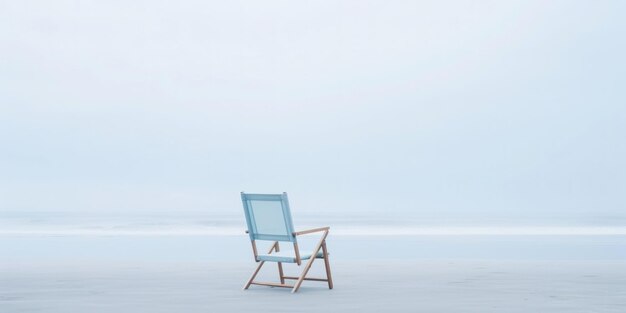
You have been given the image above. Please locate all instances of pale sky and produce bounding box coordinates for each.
[1,1,625,224]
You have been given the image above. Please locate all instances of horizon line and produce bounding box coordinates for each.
[2,226,626,236]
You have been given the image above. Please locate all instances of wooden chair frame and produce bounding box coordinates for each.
[241,192,333,293]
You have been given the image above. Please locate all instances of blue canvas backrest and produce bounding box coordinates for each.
[241,192,296,243]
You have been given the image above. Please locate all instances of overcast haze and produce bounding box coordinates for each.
[1,1,625,224]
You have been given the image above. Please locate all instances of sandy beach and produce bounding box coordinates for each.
[2,260,625,312]
[2,235,625,312]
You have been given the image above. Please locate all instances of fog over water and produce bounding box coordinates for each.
[1,1,625,228]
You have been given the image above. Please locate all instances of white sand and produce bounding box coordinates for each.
[2,260,625,313]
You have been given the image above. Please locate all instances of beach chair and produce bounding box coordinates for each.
[240,192,333,293]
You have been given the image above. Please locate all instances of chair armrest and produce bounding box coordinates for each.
[293,227,330,236]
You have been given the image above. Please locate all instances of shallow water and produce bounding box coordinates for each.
[2,234,625,265]
[2,211,625,265]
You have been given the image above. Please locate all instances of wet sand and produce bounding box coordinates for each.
[2,259,625,313]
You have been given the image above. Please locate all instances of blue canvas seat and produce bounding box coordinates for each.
[257,250,324,263]
[241,192,333,293]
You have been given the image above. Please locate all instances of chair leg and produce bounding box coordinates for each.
[321,241,333,289]
[277,262,285,284]
[291,253,317,293]
[243,261,265,290]
[292,230,330,293]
